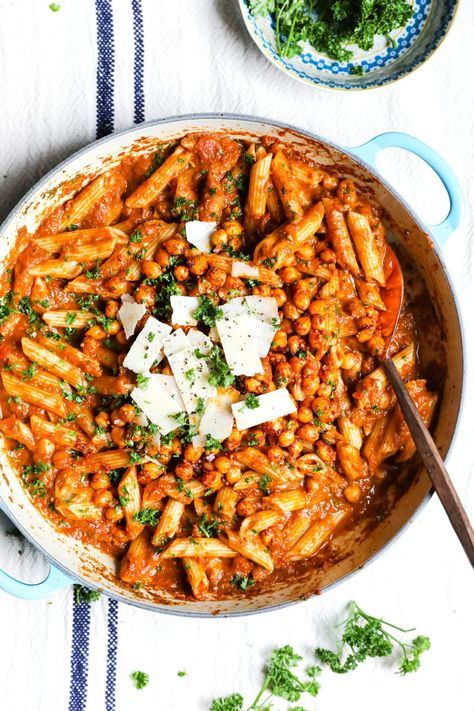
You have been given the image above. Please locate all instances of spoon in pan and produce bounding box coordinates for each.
[378,243,474,566]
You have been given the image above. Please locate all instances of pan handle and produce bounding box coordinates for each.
[350,131,465,248]
[0,561,72,600]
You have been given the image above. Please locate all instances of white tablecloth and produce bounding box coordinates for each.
[0,2,473,710]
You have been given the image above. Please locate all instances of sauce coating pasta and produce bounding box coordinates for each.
[0,132,439,599]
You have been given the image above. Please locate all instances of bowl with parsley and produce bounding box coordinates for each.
[239,0,459,90]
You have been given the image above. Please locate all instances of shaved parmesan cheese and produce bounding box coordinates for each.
[245,296,279,326]
[208,326,220,342]
[231,261,260,279]
[153,373,185,410]
[167,347,216,413]
[186,329,213,354]
[118,296,146,339]
[163,328,189,357]
[251,317,278,357]
[216,311,263,376]
[232,388,296,431]
[191,434,207,449]
[131,374,184,434]
[185,220,217,253]
[170,295,200,326]
[199,391,236,441]
[123,316,172,374]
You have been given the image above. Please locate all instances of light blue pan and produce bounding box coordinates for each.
[0,115,465,614]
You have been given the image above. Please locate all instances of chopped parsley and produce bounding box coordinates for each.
[130,230,142,243]
[205,435,223,451]
[131,670,149,690]
[22,362,37,380]
[259,474,272,496]
[196,397,206,416]
[192,295,223,328]
[198,514,221,537]
[133,508,161,526]
[231,574,256,591]
[245,393,259,409]
[75,585,101,605]
[136,373,150,390]
[202,345,235,389]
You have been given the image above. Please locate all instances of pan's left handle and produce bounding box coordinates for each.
[0,561,72,600]
[350,131,465,249]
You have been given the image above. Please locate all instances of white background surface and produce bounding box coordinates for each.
[0,1,473,710]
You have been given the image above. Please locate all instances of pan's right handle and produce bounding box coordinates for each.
[350,131,465,249]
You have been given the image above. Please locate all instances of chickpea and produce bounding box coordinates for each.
[323,175,338,191]
[200,469,221,490]
[135,284,155,306]
[225,428,243,451]
[111,426,127,448]
[297,406,313,424]
[214,455,231,474]
[93,488,113,506]
[344,483,362,503]
[142,461,163,480]
[279,266,299,283]
[141,260,162,279]
[174,265,190,282]
[119,404,136,423]
[302,376,320,397]
[278,429,295,447]
[223,220,244,236]
[279,318,294,335]
[105,505,125,522]
[297,424,320,443]
[288,440,304,458]
[270,288,287,307]
[91,472,111,490]
[316,440,336,463]
[52,450,74,470]
[244,377,265,394]
[246,429,265,447]
[293,315,311,336]
[86,324,107,341]
[308,329,324,350]
[274,361,291,387]
[367,334,385,356]
[293,287,311,312]
[187,254,208,276]
[175,460,194,481]
[267,446,286,465]
[227,236,243,252]
[164,237,187,255]
[271,330,287,351]
[282,302,300,321]
[105,300,119,319]
[155,247,171,267]
[105,319,121,336]
[225,465,242,485]
[211,229,228,250]
[207,267,227,288]
[319,248,337,263]
[232,556,253,577]
[236,498,259,518]
[116,330,128,345]
[317,382,333,399]
[104,276,129,296]
[183,443,204,462]
[252,284,271,297]
[295,243,314,260]
[287,335,306,355]
[341,352,360,371]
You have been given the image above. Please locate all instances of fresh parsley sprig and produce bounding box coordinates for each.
[315,601,431,675]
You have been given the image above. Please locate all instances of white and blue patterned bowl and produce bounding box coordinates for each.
[239,0,459,90]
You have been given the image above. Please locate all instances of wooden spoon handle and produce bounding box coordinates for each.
[384,357,474,567]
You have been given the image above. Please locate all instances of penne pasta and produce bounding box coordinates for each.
[287,506,350,561]
[22,337,86,388]
[126,147,195,208]
[151,498,184,546]
[2,372,66,417]
[160,537,237,559]
[183,557,209,600]
[28,260,83,279]
[118,466,144,540]
[224,529,274,571]
[245,153,272,234]
[346,211,385,286]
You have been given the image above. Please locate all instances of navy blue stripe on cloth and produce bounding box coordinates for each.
[68,588,91,711]
[105,599,119,711]
[95,0,115,138]
[131,0,145,123]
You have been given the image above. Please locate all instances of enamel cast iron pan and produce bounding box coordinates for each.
[0,114,465,615]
